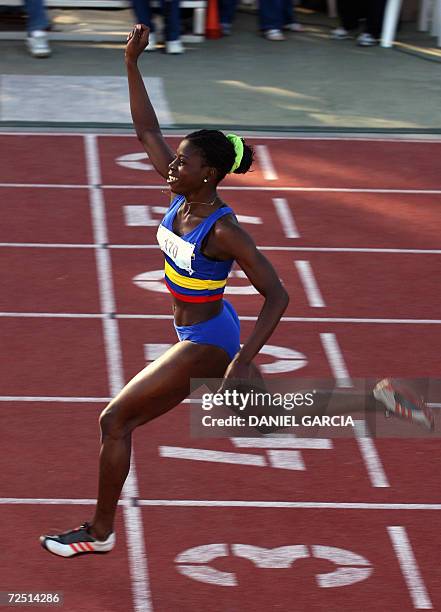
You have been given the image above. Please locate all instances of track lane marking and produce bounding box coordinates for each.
[1,498,441,509]
[84,134,152,612]
[272,198,299,238]
[1,131,441,143]
[254,145,278,180]
[353,421,390,488]
[388,526,433,609]
[295,261,326,307]
[3,183,441,194]
[1,313,441,324]
[0,396,111,402]
[2,244,441,254]
[320,333,352,388]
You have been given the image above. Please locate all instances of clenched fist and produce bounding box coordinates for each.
[125,24,150,62]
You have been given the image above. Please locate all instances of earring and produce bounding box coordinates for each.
[203,178,208,183]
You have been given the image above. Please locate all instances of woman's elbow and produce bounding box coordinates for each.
[267,283,290,311]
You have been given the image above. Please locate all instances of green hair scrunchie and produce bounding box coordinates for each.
[226,133,244,173]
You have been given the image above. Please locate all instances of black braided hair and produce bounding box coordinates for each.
[185,129,254,182]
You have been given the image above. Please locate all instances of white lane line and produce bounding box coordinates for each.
[124,205,157,227]
[0,243,95,248]
[160,447,267,467]
[104,185,441,195]
[1,313,441,324]
[254,145,278,180]
[272,198,299,238]
[320,333,353,388]
[2,131,441,143]
[2,396,440,408]
[0,396,111,402]
[0,183,86,188]
[0,312,103,318]
[232,438,332,449]
[1,243,440,255]
[1,312,441,324]
[1,498,441,510]
[85,134,152,612]
[123,462,153,612]
[295,261,326,307]
[272,317,441,324]
[353,421,390,488]
[388,526,433,609]
[259,246,441,254]
[2,182,441,195]
[5,243,439,255]
[109,245,441,255]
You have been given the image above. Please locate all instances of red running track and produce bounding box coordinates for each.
[0,133,440,611]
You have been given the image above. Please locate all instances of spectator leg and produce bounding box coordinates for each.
[366,0,387,37]
[24,0,49,32]
[282,0,297,25]
[259,0,283,31]
[219,0,238,26]
[336,0,363,31]
[162,0,181,41]
[132,0,154,29]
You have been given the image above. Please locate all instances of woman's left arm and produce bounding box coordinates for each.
[214,218,290,379]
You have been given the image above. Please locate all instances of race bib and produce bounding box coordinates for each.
[156,224,195,275]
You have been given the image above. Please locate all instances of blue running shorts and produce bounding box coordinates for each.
[174,299,240,361]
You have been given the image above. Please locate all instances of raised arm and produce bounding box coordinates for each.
[125,24,174,179]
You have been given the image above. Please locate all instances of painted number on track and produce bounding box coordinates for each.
[175,543,372,588]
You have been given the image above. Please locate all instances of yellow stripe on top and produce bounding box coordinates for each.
[164,260,227,291]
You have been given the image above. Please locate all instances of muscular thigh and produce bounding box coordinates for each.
[104,341,231,430]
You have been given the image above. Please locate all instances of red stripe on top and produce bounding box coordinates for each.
[165,279,224,303]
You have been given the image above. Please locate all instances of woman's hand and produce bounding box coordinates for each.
[125,24,150,63]
[217,356,264,394]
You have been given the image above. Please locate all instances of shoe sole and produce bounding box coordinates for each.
[27,50,51,58]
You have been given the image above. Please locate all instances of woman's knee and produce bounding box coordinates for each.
[99,403,132,439]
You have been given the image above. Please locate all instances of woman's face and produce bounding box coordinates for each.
[167,139,210,194]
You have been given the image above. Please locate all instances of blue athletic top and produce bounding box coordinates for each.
[156,195,235,302]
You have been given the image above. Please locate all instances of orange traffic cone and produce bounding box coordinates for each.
[205,0,222,39]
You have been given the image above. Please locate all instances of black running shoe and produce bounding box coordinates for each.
[40,522,115,557]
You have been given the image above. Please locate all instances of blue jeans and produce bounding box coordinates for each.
[259,0,297,31]
[132,0,181,41]
[218,0,237,25]
[24,0,49,32]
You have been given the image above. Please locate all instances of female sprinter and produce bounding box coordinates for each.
[39,24,290,557]
[40,25,434,557]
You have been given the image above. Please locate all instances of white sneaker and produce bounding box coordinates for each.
[357,32,378,46]
[40,522,116,558]
[166,39,184,54]
[373,378,434,431]
[26,30,51,58]
[330,27,351,40]
[144,31,157,52]
[264,29,285,41]
[284,22,304,32]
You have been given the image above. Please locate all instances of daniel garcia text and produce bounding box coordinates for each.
[200,390,354,428]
